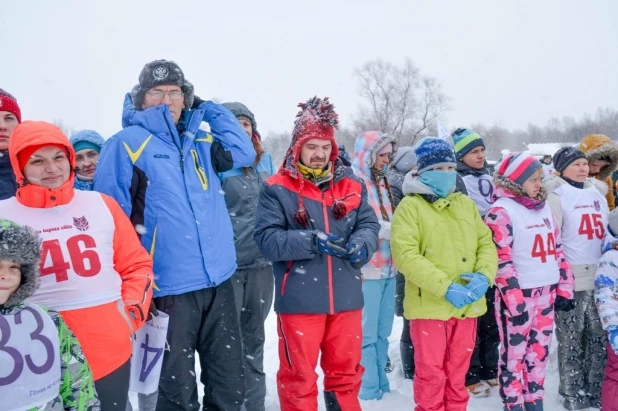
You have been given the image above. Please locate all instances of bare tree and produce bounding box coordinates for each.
[352,58,450,146]
[52,119,76,138]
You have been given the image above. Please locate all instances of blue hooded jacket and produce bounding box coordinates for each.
[94,94,256,297]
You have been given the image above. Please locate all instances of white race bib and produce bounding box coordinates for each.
[0,304,61,411]
[493,198,560,289]
[129,311,169,395]
[462,173,494,217]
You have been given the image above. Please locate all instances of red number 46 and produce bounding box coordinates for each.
[579,213,605,240]
[531,233,556,263]
[40,234,102,282]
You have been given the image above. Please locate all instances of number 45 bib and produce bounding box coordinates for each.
[0,304,61,411]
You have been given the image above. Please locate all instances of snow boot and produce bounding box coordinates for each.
[485,378,499,388]
[466,381,490,398]
[524,400,543,411]
[400,341,414,379]
[324,391,342,411]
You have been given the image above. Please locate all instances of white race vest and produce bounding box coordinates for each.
[0,304,61,411]
[462,173,494,217]
[0,191,122,311]
[555,183,608,265]
[493,198,560,289]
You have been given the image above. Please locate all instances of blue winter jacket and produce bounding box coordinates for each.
[94,94,256,297]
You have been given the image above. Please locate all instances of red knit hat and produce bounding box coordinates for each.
[0,89,22,123]
[17,143,66,171]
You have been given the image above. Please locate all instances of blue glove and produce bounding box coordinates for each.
[609,327,618,355]
[313,232,349,259]
[461,273,489,301]
[346,243,368,268]
[444,283,476,309]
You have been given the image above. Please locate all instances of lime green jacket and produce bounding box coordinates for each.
[391,176,497,321]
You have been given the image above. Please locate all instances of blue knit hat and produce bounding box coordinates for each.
[70,130,105,153]
[452,128,485,160]
[414,137,456,174]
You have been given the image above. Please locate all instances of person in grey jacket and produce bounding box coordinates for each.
[386,146,416,380]
[220,102,275,411]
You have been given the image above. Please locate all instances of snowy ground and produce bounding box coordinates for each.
[130,309,585,410]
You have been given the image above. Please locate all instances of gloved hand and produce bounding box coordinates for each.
[346,243,368,267]
[378,221,391,240]
[444,283,476,309]
[608,327,618,355]
[147,300,159,321]
[554,296,576,312]
[508,311,529,326]
[312,232,349,259]
[460,273,489,301]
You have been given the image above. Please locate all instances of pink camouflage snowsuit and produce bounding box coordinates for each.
[485,186,574,410]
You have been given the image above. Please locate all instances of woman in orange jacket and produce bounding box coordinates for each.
[0,121,154,410]
[579,133,618,210]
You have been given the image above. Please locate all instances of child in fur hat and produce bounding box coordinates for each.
[486,153,574,411]
[0,219,100,410]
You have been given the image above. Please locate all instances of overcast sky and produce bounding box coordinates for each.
[2,0,616,141]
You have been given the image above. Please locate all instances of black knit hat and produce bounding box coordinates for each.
[552,146,587,174]
[0,220,41,310]
[131,60,195,111]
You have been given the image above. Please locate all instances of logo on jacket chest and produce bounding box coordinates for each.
[153,154,170,159]
[543,218,551,230]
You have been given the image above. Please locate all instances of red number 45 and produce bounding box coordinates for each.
[40,234,102,282]
[579,213,605,240]
[531,233,556,263]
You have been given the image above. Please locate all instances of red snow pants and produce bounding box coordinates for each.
[276,309,364,411]
[602,343,618,411]
[410,317,477,411]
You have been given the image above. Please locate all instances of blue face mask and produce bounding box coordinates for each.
[419,169,457,198]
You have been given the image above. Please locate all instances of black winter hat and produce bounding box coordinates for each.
[131,59,195,111]
[552,146,587,174]
[0,220,41,310]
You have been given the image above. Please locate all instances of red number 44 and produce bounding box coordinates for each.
[40,234,102,282]
[579,213,605,240]
[531,233,556,263]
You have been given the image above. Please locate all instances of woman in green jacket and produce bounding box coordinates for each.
[391,137,497,411]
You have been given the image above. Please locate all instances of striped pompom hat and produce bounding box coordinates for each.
[495,152,542,185]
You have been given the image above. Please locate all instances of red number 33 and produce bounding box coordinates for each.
[40,234,102,282]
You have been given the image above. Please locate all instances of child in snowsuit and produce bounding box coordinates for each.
[486,153,574,411]
[546,146,610,409]
[452,128,500,397]
[391,137,498,411]
[595,208,618,410]
[352,131,398,400]
[0,219,101,410]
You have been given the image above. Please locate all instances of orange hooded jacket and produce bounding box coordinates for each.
[579,134,618,211]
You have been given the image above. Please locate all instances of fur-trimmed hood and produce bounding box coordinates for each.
[579,134,618,180]
[352,131,398,180]
[0,220,41,313]
[543,173,609,196]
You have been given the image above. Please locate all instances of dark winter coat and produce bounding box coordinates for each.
[219,152,275,269]
[0,151,17,200]
[254,159,380,314]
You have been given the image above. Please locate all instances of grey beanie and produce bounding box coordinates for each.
[131,59,195,111]
[222,102,261,140]
[391,146,417,174]
[0,220,41,310]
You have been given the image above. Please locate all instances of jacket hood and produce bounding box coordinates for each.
[543,173,608,195]
[0,220,41,313]
[579,134,618,180]
[351,131,397,180]
[390,146,416,174]
[70,129,105,151]
[9,121,75,208]
[402,172,438,196]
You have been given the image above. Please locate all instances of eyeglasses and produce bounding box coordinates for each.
[146,90,184,100]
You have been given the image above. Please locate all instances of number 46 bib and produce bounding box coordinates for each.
[0,304,61,411]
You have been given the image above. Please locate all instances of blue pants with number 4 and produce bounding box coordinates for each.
[359,277,396,400]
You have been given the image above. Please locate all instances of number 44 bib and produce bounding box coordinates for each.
[0,304,61,411]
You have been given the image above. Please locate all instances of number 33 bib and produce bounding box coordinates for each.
[0,304,61,411]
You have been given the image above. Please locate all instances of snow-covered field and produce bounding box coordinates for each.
[131,307,589,410]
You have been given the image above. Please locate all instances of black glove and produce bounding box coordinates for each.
[148,300,159,321]
[554,296,575,312]
[508,311,529,326]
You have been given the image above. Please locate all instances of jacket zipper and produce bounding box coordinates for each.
[281,261,293,296]
[163,113,184,173]
[322,192,335,315]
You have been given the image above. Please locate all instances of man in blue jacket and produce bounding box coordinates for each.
[94,59,256,411]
